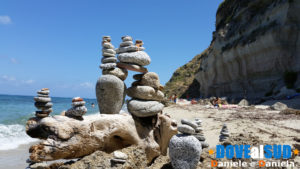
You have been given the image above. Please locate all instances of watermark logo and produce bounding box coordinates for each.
[208,144,298,168]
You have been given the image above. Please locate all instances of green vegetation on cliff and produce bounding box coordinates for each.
[163,49,209,99]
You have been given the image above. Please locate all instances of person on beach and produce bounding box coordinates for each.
[91,103,95,108]
[174,94,177,103]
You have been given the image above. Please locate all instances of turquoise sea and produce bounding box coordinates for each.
[0,94,99,150]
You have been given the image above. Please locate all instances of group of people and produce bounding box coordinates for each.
[169,94,177,103]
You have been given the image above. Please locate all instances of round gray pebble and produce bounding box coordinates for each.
[177,124,195,134]
[181,119,198,129]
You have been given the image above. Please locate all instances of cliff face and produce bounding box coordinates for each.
[165,0,300,100]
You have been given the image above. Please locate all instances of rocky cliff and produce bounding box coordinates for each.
[164,0,300,101]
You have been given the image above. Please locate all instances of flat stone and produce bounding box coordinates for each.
[116,46,139,54]
[200,141,209,149]
[111,158,126,164]
[37,94,49,97]
[181,119,198,129]
[102,67,128,81]
[35,102,53,109]
[35,111,51,118]
[121,35,132,42]
[126,85,164,101]
[140,72,160,89]
[34,97,51,102]
[221,132,229,136]
[100,63,116,70]
[169,134,202,169]
[65,106,87,117]
[72,101,86,107]
[37,90,49,95]
[127,99,164,117]
[133,74,144,80]
[118,51,151,66]
[120,41,134,47]
[113,151,128,160]
[102,52,115,57]
[194,134,205,141]
[96,75,126,114]
[102,42,114,49]
[117,62,148,73]
[72,97,83,102]
[102,48,116,54]
[177,124,195,134]
[101,57,117,63]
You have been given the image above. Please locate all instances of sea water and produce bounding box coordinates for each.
[0,94,102,150]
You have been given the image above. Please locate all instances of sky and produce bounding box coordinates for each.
[0,0,223,98]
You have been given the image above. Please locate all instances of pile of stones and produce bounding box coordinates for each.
[65,97,87,120]
[34,88,53,118]
[116,36,150,73]
[111,151,128,165]
[127,72,165,117]
[169,119,202,169]
[193,118,209,149]
[96,36,127,114]
[219,124,230,142]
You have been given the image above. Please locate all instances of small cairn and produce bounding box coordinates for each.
[65,97,87,120]
[219,124,230,142]
[169,119,202,169]
[111,151,128,165]
[193,118,209,149]
[96,36,127,114]
[100,36,117,70]
[34,88,53,118]
[116,36,150,73]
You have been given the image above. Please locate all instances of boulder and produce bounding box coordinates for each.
[126,86,164,101]
[118,51,151,66]
[127,99,164,117]
[169,134,202,169]
[96,75,126,114]
[270,102,288,111]
[238,99,249,106]
[102,67,128,81]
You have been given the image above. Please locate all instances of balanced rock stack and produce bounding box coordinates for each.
[219,124,230,142]
[127,72,165,117]
[96,36,127,114]
[169,119,202,169]
[65,97,87,120]
[34,88,53,118]
[116,36,150,73]
[193,118,209,149]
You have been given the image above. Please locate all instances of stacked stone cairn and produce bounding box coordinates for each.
[34,88,53,118]
[116,36,150,73]
[219,124,230,142]
[169,119,202,169]
[96,36,127,114]
[194,118,209,149]
[65,97,87,120]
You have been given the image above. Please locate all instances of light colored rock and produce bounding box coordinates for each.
[96,75,126,114]
[100,63,116,70]
[118,51,151,66]
[71,101,85,107]
[116,46,139,54]
[113,151,128,160]
[37,90,49,95]
[65,106,87,117]
[102,42,114,49]
[127,99,164,117]
[102,67,128,81]
[120,41,134,47]
[238,99,249,106]
[140,72,160,89]
[169,134,202,169]
[177,124,195,134]
[102,48,116,54]
[121,35,132,42]
[117,62,148,73]
[126,85,164,101]
[270,102,288,111]
[102,52,115,57]
[181,119,198,129]
[34,97,51,103]
[26,113,177,163]
[35,102,53,109]
[101,57,117,64]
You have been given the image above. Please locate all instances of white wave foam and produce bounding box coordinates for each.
[0,124,37,150]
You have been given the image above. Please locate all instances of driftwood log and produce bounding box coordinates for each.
[26,113,177,163]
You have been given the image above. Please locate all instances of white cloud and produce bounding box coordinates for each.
[79,82,94,89]
[22,79,34,84]
[0,75,34,85]
[1,75,16,81]
[0,16,12,25]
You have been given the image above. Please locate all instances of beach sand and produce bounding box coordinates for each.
[2,104,300,169]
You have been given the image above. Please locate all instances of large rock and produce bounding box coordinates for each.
[126,86,164,101]
[118,51,151,66]
[140,72,160,89]
[169,134,202,169]
[102,67,128,81]
[96,75,126,114]
[238,99,249,106]
[127,99,164,117]
[270,102,288,111]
